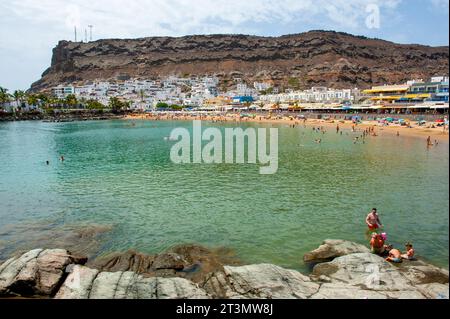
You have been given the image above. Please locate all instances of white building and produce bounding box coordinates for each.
[52,85,75,98]
[258,87,355,104]
[253,82,272,91]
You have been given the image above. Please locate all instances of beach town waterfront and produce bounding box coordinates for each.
[0,119,448,274]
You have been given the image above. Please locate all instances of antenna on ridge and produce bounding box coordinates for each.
[85,29,88,43]
[88,25,93,41]
[74,26,77,42]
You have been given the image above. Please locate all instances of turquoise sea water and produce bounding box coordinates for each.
[0,120,448,271]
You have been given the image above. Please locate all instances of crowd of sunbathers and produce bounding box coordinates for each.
[366,208,415,263]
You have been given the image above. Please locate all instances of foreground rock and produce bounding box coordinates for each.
[89,244,239,283]
[203,264,320,299]
[303,240,369,264]
[0,249,86,297]
[312,253,426,298]
[55,265,209,299]
[1,240,448,299]
[308,241,449,299]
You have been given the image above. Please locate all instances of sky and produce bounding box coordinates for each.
[0,0,448,91]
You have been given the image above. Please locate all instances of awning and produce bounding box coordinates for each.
[407,105,432,109]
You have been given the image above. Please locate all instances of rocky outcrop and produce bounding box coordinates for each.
[303,239,369,263]
[309,247,449,299]
[55,265,209,299]
[0,111,124,123]
[0,249,86,297]
[0,241,448,299]
[312,253,422,296]
[30,31,449,92]
[88,244,239,283]
[202,264,320,299]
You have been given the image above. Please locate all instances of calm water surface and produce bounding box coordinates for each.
[0,120,448,271]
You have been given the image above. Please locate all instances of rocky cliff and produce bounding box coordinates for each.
[30,31,449,92]
[1,240,448,299]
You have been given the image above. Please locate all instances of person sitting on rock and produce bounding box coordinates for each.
[401,242,415,260]
[386,248,402,263]
[382,244,394,257]
[370,233,385,255]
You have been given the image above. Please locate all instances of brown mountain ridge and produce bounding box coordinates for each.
[30,30,449,92]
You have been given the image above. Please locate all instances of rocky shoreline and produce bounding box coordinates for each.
[0,240,448,299]
[0,111,125,122]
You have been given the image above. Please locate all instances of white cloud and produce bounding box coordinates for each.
[2,0,404,39]
[0,0,447,90]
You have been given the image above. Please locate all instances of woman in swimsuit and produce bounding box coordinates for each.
[370,233,385,255]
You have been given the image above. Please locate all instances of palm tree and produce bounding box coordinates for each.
[0,87,12,106]
[64,94,78,109]
[13,90,26,110]
[27,94,39,107]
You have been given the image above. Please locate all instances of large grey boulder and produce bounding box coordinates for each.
[0,249,43,296]
[313,253,419,292]
[310,283,388,299]
[54,265,99,299]
[396,260,449,285]
[55,265,210,299]
[311,251,449,299]
[304,240,370,264]
[135,277,210,299]
[312,253,448,299]
[416,283,449,299]
[310,282,426,299]
[0,249,86,297]
[203,264,320,299]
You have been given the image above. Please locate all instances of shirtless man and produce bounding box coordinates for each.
[366,208,383,231]
[386,248,402,263]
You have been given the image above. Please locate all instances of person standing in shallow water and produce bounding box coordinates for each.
[366,208,383,231]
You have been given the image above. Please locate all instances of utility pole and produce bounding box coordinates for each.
[88,25,93,41]
[74,26,77,42]
[85,29,88,43]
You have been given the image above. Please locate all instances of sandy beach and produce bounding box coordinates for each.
[125,113,449,142]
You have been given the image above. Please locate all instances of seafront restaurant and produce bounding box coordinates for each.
[360,82,449,115]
